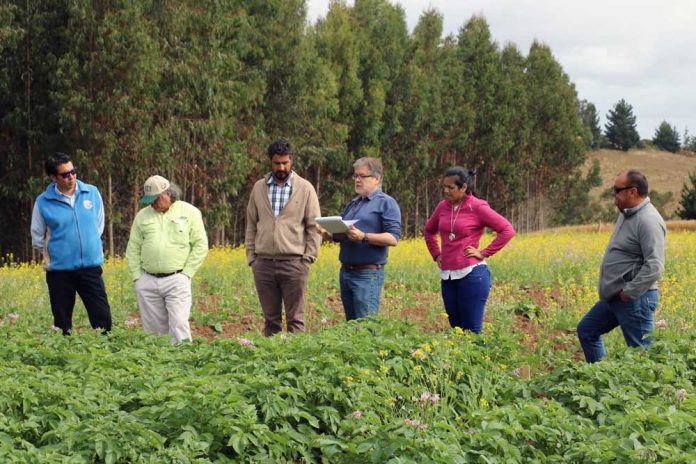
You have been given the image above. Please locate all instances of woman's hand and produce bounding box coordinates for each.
[464,246,484,259]
[435,255,442,269]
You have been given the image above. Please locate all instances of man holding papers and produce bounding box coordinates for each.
[318,157,401,320]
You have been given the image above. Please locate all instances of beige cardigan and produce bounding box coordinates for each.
[245,172,321,264]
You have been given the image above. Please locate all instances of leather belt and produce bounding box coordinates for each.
[146,270,183,278]
[342,264,383,271]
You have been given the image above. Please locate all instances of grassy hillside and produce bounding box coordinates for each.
[585,149,696,218]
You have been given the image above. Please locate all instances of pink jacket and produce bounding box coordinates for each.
[424,194,515,270]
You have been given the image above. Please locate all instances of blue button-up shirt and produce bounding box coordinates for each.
[338,188,401,265]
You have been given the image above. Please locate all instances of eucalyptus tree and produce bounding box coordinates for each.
[494,43,530,215]
[349,0,408,156]
[578,99,602,150]
[523,41,587,229]
[456,15,530,209]
[54,0,161,255]
[386,8,446,234]
[0,0,72,259]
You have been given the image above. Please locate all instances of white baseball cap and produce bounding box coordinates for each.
[140,175,170,204]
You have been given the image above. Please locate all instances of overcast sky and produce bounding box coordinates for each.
[306,0,696,140]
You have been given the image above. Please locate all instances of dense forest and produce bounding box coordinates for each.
[0,0,595,261]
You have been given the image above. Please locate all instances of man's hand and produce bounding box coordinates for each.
[346,226,365,242]
[316,224,333,241]
[618,290,632,302]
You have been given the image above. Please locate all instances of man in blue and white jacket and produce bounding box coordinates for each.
[31,152,112,335]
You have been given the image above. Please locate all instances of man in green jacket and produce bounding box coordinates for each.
[126,175,208,343]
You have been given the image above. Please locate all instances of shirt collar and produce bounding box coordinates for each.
[622,197,650,217]
[266,171,294,187]
[352,187,382,202]
[53,182,76,199]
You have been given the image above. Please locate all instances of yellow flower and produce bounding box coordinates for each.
[454,327,464,335]
[411,349,427,361]
[344,376,354,382]
[479,398,489,408]
[360,369,370,377]
[422,343,432,353]
[414,365,422,371]
[438,312,449,320]
[379,350,388,358]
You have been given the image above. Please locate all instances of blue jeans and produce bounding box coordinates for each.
[441,265,491,333]
[577,290,659,363]
[340,267,385,321]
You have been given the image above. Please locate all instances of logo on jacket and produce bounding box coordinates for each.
[83,200,93,209]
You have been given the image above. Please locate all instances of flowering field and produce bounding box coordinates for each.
[0,229,695,461]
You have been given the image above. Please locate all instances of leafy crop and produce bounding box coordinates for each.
[1,231,695,461]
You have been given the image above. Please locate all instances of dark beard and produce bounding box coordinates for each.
[273,171,289,181]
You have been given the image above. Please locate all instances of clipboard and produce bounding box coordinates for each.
[315,216,359,234]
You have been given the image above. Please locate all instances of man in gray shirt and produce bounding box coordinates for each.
[577,170,666,363]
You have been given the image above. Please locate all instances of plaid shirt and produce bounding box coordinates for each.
[267,173,293,217]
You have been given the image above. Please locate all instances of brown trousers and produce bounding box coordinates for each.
[251,257,309,336]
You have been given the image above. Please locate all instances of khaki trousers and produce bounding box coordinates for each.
[135,272,192,343]
[252,258,309,336]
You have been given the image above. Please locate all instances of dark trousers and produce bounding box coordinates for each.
[251,258,309,337]
[46,267,112,334]
[441,265,491,333]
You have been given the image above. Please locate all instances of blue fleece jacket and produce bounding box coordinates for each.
[33,180,105,271]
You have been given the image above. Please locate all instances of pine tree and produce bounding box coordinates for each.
[652,121,680,153]
[676,171,696,220]
[605,99,640,151]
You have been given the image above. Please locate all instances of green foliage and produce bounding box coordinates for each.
[652,121,681,153]
[0,318,693,461]
[2,0,599,259]
[549,159,603,225]
[578,99,602,150]
[604,99,640,151]
[676,171,696,219]
[648,189,674,220]
[683,128,696,153]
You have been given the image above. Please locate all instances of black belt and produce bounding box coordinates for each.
[146,270,183,278]
[342,264,383,271]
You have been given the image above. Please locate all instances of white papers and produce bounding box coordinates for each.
[315,216,358,234]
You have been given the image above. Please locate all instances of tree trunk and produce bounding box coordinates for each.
[414,188,420,237]
[107,172,114,257]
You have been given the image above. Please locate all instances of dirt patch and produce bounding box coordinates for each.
[513,314,538,351]
[520,286,564,312]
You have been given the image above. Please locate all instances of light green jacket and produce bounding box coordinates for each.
[126,201,208,281]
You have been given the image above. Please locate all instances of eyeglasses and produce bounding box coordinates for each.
[612,185,634,194]
[352,174,374,180]
[57,169,77,179]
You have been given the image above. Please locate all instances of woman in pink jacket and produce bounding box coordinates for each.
[424,167,515,333]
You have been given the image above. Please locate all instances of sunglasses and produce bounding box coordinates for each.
[612,185,634,194]
[56,169,77,179]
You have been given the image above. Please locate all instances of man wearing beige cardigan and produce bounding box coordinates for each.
[245,139,321,336]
